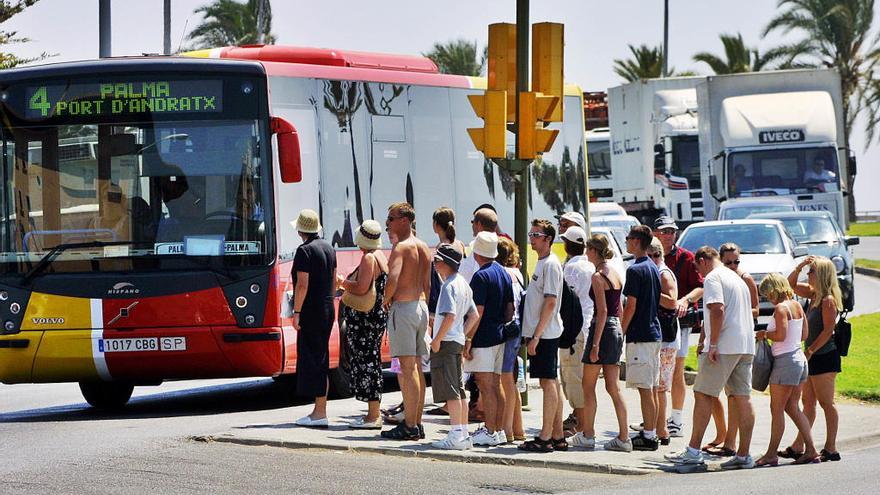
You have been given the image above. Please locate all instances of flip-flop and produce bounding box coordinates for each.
[425,406,449,416]
[704,446,736,457]
[819,449,841,462]
[778,447,804,459]
[793,454,821,465]
[755,457,779,467]
[701,441,721,452]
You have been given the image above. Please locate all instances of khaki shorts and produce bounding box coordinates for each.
[430,341,465,402]
[463,343,504,374]
[559,331,586,408]
[625,341,662,390]
[388,300,429,357]
[693,353,753,397]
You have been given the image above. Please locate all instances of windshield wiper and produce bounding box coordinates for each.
[799,240,837,245]
[738,250,766,254]
[22,240,146,284]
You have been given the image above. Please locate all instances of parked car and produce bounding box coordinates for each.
[677,219,807,316]
[716,197,797,220]
[590,214,640,234]
[589,201,628,217]
[749,210,859,311]
[591,225,631,284]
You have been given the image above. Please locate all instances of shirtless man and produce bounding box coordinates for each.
[381,202,432,440]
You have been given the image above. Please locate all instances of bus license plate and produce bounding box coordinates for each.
[100,338,158,353]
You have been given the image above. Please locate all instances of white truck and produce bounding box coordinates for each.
[697,69,850,227]
[608,76,705,224]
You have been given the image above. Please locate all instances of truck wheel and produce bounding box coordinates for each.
[78,381,134,410]
[329,308,353,399]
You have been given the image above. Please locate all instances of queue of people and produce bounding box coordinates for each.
[288,205,846,466]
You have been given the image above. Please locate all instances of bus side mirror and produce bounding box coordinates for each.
[848,153,857,177]
[710,174,718,195]
[271,116,302,183]
[653,143,666,175]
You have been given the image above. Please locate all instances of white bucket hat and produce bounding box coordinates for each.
[355,220,383,251]
[472,231,499,259]
[293,209,321,234]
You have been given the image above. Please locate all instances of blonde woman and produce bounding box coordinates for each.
[755,273,819,466]
[783,256,843,462]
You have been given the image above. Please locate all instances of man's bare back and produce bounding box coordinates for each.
[386,233,431,304]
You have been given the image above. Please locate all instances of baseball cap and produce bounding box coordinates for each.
[560,226,587,245]
[555,211,587,231]
[653,215,678,231]
[433,243,463,270]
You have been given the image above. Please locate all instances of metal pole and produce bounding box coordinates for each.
[99,0,111,58]
[662,0,669,77]
[163,0,172,55]
[515,0,531,407]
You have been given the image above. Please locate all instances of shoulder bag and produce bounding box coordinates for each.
[834,311,851,357]
[341,266,377,313]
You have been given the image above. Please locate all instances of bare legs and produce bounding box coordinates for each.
[475,372,503,433]
[581,364,628,441]
[790,373,839,454]
[501,372,524,440]
[759,383,818,465]
[398,356,424,428]
[538,378,562,441]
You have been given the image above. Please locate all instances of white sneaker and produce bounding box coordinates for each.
[604,436,633,452]
[496,431,509,444]
[667,418,684,438]
[295,415,329,428]
[432,435,471,450]
[349,416,382,429]
[665,448,705,465]
[570,432,596,449]
[720,455,755,470]
[471,428,501,446]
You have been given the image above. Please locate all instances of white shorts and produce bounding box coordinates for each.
[464,343,504,374]
[676,326,694,358]
[625,341,662,390]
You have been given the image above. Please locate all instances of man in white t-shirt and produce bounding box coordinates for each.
[518,218,565,452]
[666,246,756,469]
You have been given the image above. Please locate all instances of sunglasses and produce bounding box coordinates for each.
[528,232,548,239]
[655,229,676,235]
[723,259,741,266]
[386,215,403,222]
[625,235,637,241]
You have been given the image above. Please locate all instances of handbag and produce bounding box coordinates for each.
[752,339,774,392]
[340,267,377,312]
[834,311,851,357]
[280,290,294,318]
[658,307,678,343]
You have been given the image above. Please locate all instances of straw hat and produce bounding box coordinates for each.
[472,231,499,259]
[293,209,321,234]
[355,220,383,251]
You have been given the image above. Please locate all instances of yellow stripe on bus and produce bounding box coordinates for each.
[21,293,92,331]
[0,332,44,383]
[31,330,99,382]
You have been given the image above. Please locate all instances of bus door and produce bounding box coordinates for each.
[11,129,60,256]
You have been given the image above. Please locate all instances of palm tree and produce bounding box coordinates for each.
[185,0,275,50]
[423,39,486,76]
[762,0,878,221]
[0,0,55,69]
[692,33,773,74]
[612,44,693,82]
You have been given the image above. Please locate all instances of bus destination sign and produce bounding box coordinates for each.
[25,80,223,119]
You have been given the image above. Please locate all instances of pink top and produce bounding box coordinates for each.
[768,304,804,356]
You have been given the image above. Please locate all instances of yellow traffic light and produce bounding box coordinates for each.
[488,23,517,122]
[532,22,564,122]
[517,91,559,159]
[467,90,508,159]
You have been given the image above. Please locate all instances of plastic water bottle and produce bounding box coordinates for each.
[516,356,527,392]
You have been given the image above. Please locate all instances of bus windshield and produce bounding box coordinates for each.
[587,138,611,179]
[0,72,272,276]
[727,146,840,197]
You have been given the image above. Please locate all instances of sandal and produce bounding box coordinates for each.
[755,457,779,467]
[777,446,804,460]
[700,441,721,452]
[819,449,841,462]
[518,437,553,453]
[551,437,569,451]
[794,453,821,465]
[703,446,736,457]
[425,406,449,416]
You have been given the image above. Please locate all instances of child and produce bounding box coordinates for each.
[430,244,480,450]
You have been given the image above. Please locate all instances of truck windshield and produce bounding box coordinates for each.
[587,138,611,179]
[0,72,273,277]
[727,146,839,197]
[670,135,700,181]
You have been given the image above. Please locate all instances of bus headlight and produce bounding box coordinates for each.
[249,283,261,294]
[831,255,846,274]
[235,296,248,309]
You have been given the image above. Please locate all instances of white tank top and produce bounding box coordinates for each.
[768,303,804,356]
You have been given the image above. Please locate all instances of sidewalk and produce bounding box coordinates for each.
[205,378,880,476]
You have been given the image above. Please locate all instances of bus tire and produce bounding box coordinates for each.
[328,307,353,399]
[79,381,134,410]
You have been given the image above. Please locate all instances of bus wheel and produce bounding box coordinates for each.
[328,309,353,399]
[78,381,134,410]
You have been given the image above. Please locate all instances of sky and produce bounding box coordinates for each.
[5,0,880,213]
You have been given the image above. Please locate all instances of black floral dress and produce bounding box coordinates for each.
[342,271,388,403]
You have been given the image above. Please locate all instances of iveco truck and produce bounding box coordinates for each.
[608,76,705,224]
[697,69,849,227]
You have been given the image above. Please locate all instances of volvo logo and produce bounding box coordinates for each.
[31,317,65,325]
[107,282,140,296]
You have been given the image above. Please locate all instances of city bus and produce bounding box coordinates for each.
[0,45,587,408]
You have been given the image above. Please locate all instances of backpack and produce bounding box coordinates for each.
[558,281,584,350]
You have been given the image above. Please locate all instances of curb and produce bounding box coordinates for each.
[198,435,655,476]
[855,266,880,279]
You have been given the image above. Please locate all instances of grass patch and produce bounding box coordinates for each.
[848,221,880,237]
[856,258,880,270]
[683,313,880,402]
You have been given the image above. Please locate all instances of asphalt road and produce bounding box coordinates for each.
[2,275,879,494]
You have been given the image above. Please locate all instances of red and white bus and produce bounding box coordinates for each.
[0,45,586,408]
